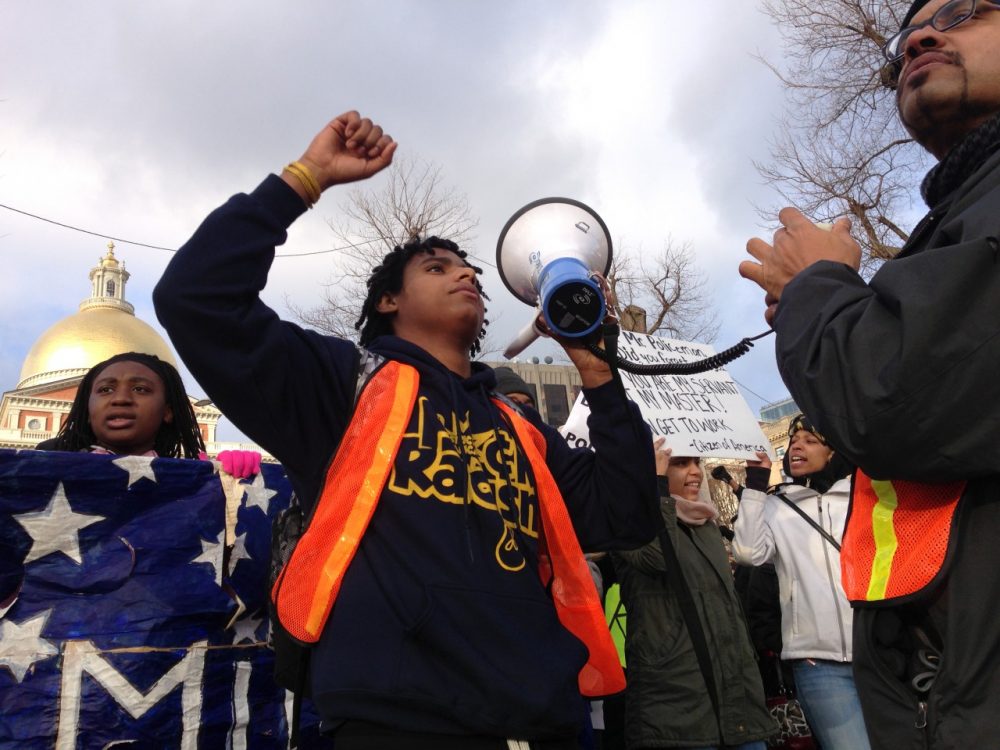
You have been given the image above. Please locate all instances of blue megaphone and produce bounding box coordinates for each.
[496,198,613,358]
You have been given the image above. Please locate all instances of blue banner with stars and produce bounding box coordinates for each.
[0,448,332,749]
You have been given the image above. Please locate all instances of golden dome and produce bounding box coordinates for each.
[18,307,177,389]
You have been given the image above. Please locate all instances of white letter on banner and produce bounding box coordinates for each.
[230,659,252,750]
[56,640,207,750]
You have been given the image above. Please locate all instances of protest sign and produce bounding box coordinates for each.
[561,331,772,459]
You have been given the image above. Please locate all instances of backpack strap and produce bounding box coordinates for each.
[271,345,386,748]
[353,346,385,404]
[777,493,841,551]
[654,508,723,727]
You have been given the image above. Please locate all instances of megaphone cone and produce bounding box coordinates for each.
[496,198,613,357]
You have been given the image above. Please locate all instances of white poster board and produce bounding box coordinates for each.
[560,331,773,459]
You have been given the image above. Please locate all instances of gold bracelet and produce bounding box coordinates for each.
[289,161,322,198]
[284,161,322,205]
[285,161,321,205]
[283,165,317,207]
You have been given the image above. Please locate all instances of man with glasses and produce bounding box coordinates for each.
[740,0,1000,746]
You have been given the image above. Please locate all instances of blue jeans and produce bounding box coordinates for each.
[792,659,871,750]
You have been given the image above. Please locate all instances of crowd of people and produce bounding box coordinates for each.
[24,0,1000,746]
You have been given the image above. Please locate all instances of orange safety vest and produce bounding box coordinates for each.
[271,359,625,697]
[841,469,965,604]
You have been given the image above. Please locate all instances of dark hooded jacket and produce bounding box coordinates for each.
[153,175,659,741]
[769,105,1000,747]
[611,477,775,748]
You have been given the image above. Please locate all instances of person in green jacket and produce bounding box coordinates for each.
[613,438,775,749]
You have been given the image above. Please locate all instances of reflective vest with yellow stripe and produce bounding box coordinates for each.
[841,469,965,605]
[270,359,625,697]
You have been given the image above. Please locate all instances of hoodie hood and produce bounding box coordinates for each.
[367,334,496,393]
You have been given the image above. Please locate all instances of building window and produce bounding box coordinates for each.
[106,279,116,297]
[27,418,42,430]
[542,384,570,427]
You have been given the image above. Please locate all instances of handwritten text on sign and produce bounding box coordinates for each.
[560,331,772,459]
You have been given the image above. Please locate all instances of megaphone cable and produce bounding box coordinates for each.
[584,328,774,376]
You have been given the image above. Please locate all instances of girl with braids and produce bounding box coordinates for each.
[154,110,659,749]
[38,352,205,458]
[37,352,260,476]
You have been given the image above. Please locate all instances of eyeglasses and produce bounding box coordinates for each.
[883,0,1000,63]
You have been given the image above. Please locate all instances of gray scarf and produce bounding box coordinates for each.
[921,110,1000,208]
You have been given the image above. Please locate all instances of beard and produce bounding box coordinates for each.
[899,52,1000,156]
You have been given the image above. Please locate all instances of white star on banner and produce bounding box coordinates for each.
[227,531,253,577]
[243,472,277,515]
[0,610,59,683]
[14,483,105,565]
[225,592,247,632]
[111,455,157,487]
[191,531,226,586]
[231,612,264,645]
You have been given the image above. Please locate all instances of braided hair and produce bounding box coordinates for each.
[355,236,490,356]
[50,352,206,458]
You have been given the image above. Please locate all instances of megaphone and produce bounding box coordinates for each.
[496,198,613,358]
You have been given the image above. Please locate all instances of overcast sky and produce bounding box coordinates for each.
[0,2,916,439]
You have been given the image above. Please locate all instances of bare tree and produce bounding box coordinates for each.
[290,157,480,340]
[606,238,721,343]
[331,156,478,254]
[757,0,929,269]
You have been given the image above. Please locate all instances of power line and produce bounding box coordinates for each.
[0,201,497,267]
[730,377,778,408]
[0,202,177,252]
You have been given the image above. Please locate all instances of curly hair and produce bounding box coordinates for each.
[355,236,490,356]
[50,352,206,458]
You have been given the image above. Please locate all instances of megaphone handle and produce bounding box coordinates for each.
[503,317,544,359]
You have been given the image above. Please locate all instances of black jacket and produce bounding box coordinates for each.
[772,141,1000,748]
[773,148,1000,484]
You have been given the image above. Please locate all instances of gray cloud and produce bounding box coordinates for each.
[1,1,840,428]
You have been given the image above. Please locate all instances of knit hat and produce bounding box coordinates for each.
[902,0,931,27]
[493,366,534,403]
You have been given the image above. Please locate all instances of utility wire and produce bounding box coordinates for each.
[0,202,177,252]
[0,201,497,267]
[730,377,778,408]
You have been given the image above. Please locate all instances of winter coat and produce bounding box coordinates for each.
[612,478,775,748]
[770,125,1000,748]
[732,478,854,662]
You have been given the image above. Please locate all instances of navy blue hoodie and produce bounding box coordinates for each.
[154,175,658,740]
